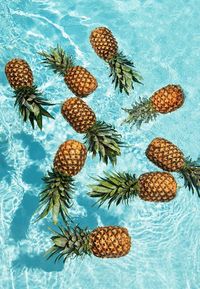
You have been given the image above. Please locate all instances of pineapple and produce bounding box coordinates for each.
[39,46,97,97]
[123,85,184,128]
[89,27,142,94]
[37,140,87,224]
[61,97,122,165]
[5,58,54,129]
[89,171,177,207]
[146,137,200,196]
[46,225,131,260]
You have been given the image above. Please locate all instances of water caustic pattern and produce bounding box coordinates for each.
[0,0,200,288]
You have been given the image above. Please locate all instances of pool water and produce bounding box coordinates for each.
[0,0,200,288]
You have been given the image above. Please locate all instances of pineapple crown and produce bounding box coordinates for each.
[84,120,123,166]
[88,171,139,207]
[46,225,91,262]
[39,45,74,76]
[180,157,200,197]
[109,51,143,95]
[36,169,75,224]
[122,97,158,128]
[14,85,54,129]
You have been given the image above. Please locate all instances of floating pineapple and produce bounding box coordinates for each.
[47,225,131,260]
[146,137,200,196]
[61,97,122,165]
[37,140,87,224]
[39,46,97,97]
[5,58,54,129]
[123,85,184,128]
[89,27,142,94]
[89,171,177,207]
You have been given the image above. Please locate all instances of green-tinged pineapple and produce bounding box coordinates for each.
[5,58,54,129]
[39,46,97,97]
[89,171,177,207]
[89,27,142,94]
[46,225,131,261]
[61,97,122,165]
[123,84,184,128]
[37,140,87,224]
[146,137,200,196]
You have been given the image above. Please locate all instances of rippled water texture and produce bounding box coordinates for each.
[0,0,200,288]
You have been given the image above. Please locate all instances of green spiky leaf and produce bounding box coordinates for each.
[36,169,75,224]
[84,121,123,166]
[88,171,139,207]
[46,225,91,262]
[122,97,158,128]
[109,51,142,95]
[39,45,74,76]
[180,157,200,197]
[14,85,54,130]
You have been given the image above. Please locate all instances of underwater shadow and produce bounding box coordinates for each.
[10,193,38,242]
[12,252,64,272]
[0,137,13,183]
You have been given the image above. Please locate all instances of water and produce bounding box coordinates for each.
[0,0,200,288]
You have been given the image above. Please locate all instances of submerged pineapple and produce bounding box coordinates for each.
[89,171,177,207]
[123,85,184,128]
[61,97,122,165]
[146,137,200,196]
[5,58,54,129]
[90,27,142,94]
[39,46,97,97]
[47,225,131,260]
[37,140,87,224]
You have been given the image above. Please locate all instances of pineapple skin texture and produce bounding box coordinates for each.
[64,66,97,97]
[89,226,131,258]
[90,27,118,61]
[146,137,185,172]
[151,84,184,114]
[139,172,177,202]
[5,58,33,89]
[62,97,96,133]
[54,140,87,176]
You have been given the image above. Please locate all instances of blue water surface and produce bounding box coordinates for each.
[0,0,200,288]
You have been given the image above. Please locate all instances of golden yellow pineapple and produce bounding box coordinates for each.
[5,58,33,89]
[89,171,177,207]
[5,58,54,129]
[39,46,97,97]
[90,27,142,94]
[47,225,131,260]
[61,97,96,133]
[123,84,184,128]
[37,140,87,224]
[61,97,122,165]
[146,137,200,196]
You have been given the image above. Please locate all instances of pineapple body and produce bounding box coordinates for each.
[151,84,184,114]
[90,27,118,61]
[139,172,177,202]
[89,226,131,258]
[5,58,33,89]
[54,140,87,176]
[64,66,98,97]
[146,137,185,171]
[61,97,96,133]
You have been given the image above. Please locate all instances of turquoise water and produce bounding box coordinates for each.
[0,0,200,288]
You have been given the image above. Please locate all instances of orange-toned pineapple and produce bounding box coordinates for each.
[146,137,200,196]
[123,85,184,128]
[37,140,87,224]
[89,171,177,207]
[5,58,54,129]
[39,46,97,97]
[61,97,122,165]
[90,27,142,94]
[47,225,131,260]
